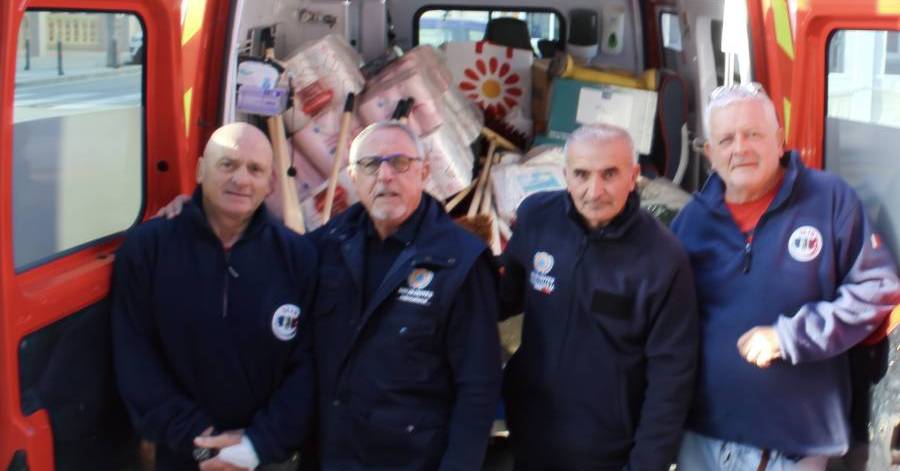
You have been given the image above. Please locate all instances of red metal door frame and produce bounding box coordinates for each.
[747,0,900,342]
[0,0,228,466]
[747,0,900,168]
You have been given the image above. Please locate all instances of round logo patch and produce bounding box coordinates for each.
[533,251,554,275]
[271,304,301,341]
[788,226,823,262]
[408,268,434,289]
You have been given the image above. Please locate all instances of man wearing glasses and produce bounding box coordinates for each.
[673,84,900,470]
[306,121,502,470]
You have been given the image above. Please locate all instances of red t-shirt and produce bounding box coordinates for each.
[725,179,782,240]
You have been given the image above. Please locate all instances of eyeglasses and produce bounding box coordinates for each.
[354,154,423,175]
[709,82,767,101]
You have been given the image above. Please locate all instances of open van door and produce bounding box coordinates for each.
[748,1,900,469]
[0,0,228,468]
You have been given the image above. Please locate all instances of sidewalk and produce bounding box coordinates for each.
[14,50,141,87]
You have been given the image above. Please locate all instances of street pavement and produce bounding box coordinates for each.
[14,50,140,86]
[13,51,142,123]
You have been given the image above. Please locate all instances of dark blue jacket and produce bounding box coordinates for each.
[671,152,900,456]
[111,189,317,470]
[500,190,698,471]
[307,194,502,471]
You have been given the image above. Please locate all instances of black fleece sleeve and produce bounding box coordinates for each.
[626,253,699,471]
[439,255,503,471]
[245,236,319,463]
[111,231,214,457]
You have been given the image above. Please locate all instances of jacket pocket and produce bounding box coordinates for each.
[351,408,447,468]
[392,319,441,382]
[591,290,633,318]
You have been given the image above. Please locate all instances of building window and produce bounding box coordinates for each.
[886,31,900,74]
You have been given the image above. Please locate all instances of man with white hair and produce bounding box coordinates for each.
[500,123,699,470]
[306,121,502,470]
[673,84,900,470]
[113,122,318,470]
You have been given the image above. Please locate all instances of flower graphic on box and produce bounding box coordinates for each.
[457,43,524,119]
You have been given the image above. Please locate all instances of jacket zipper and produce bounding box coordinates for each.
[557,236,589,370]
[741,209,777,274]
[742,240,752,273]
[222,251,240,317]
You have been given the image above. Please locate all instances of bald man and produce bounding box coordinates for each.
[112,123,317,470]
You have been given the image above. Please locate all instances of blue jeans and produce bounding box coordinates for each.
[677,431,828,471]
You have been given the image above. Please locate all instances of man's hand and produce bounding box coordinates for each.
[195,429,259,470]
[194,429,244,450]
[737,326,783,368]
[198,458,250,471]
[155,194,191,219]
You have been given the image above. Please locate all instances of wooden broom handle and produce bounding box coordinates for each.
[481,126,521,153]
[467,140,497,218]
[323,93,355,224]
[263,45,305,233]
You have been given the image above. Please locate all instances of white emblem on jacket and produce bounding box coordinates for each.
[530,251,556,294]
[398,268,435,306]
[788,226,823,262]
[271,304,301,341]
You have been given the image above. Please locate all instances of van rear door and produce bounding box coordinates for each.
[754,1,900,468]
[0,0,228,468]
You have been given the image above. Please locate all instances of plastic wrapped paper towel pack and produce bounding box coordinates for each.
[370,45,453,92]
[265,145,326,221]
[421,124,474,200]
[291,104,363,178]
[358,69,446,136]
[299,170,359,232]
[281,34,365,133]
[363,46,482,144]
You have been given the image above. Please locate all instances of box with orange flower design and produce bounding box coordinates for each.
[442,40,533,135]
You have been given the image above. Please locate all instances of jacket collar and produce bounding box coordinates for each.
[332,193,468,371]
[363,196,428,245]
[330,192,462,291]
[695,150,802,216]
[184,186,274,245]
[329,193,458,258]
[563,190,642,240]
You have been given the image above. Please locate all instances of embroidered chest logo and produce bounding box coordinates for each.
[398,268,435,306]
[788,226,823,262]
[271,304,301,341]
[530,251,556,294]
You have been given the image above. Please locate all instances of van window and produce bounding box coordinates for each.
[13,11,144,271]
[660,11,682,70]
[825,29,900,264]
[415,8,562,51]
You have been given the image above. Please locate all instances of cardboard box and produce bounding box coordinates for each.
[546,77,658,154]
